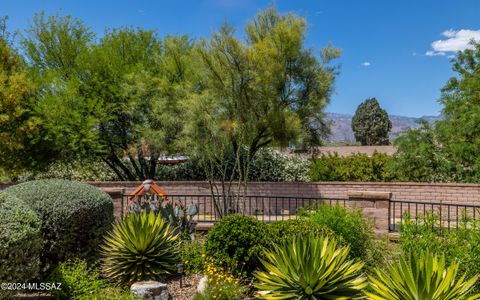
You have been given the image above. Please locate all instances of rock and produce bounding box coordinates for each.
[197,276,208,293]
[131,281,171,300]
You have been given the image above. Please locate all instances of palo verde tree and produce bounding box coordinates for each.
[351,98,392,145]
[182,7,340,217]
[17,13,195,180]
[0,17,55,176]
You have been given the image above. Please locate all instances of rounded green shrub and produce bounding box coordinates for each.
[205,214,269,276]
[267,218,338,246]
[4,179,114,275]
[305,204,385,270]
[0,192,42,291]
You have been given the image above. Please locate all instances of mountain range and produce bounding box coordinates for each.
[325,112,441,143]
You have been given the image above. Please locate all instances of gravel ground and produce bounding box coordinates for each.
[167,274,203,300]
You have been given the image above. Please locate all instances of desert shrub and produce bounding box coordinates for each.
[101,211,180,285]
[17,159,119,182]
[309,152,392,182]
[0,192,42,298]
[399,213,480,290]
[4,179,114,275]
[47,259,107,300]
[156,158,206,181]
[304,204,385,269]
[267,218,338,246]
[205,214,269,276]
[77,288,139,300]
[248,148,310,182]
[194,258,247,300]
[181,239,206,275]
[366,251,480,300]
[255,235,366,299]
[155,148,310,182]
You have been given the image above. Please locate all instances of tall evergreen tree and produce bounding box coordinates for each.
[351,98,392,145]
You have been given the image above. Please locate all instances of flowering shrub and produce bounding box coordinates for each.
[193,257,247,300]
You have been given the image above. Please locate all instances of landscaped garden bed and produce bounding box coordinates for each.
[2,178,480,299]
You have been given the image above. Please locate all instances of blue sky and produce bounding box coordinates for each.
[3,0,480,117]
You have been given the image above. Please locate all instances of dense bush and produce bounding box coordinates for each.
[310,152,393,182]
[181,239,205,275]
[47,259,107,299]
[4,179,114,275]
[205,214,269,276]
[0,192,42,297]
[399,213,480,290]
[47,259,138,300]
[267,218,337,246]
[248,148,310,182]
[255,235,366,299]
[303,204,386,269]
[17,159,119,182]
[101,211,180,285]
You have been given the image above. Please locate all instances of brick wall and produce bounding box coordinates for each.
[81,181,480,205]
[2,181,480,234]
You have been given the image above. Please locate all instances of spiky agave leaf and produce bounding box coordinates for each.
[365,251,480,300]
[254,235,367,299]
[101,211,180,286]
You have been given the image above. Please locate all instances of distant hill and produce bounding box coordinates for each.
[325,112,441,143]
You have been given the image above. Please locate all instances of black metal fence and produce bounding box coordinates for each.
[389,200,480,232]
[122,194,352,223]
[121,194,480,232]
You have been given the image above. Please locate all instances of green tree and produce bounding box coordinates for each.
[391,41,480,183]
[0,18,54,177]
[182,7,340,216]
[19,13,195,180]
[351,98,392,145]
[388,120,457,182]
[435,41,480,181]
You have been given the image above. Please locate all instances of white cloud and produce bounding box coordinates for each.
[426,29,480,56]
[425,50,445,56]
[361,61,371,67]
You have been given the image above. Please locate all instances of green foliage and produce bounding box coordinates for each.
[47,259,107,300]
[0,192,41,292]
[4,179,113,276]
[399,213,480,290]
[365,251,480,300]
[205,214,269,276]
[390,42,480,183]
[194,260,247,300]
[352,98,392,146]
[435,41,480,182]
[17,158,119,182]
[304,204,385,270]
[101,211,180,286]
[181,239,206,276]
[248,148,310,182]
[310,152,392,181]
[388,120,458,182]
[0,24,52,177]
[77,288,139,300]
[267,218,337,246]
[255,235,367,299]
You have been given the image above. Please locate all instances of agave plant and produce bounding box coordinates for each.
[101,211,180,285]
[254,235,367,299]
[365,251,480,300]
